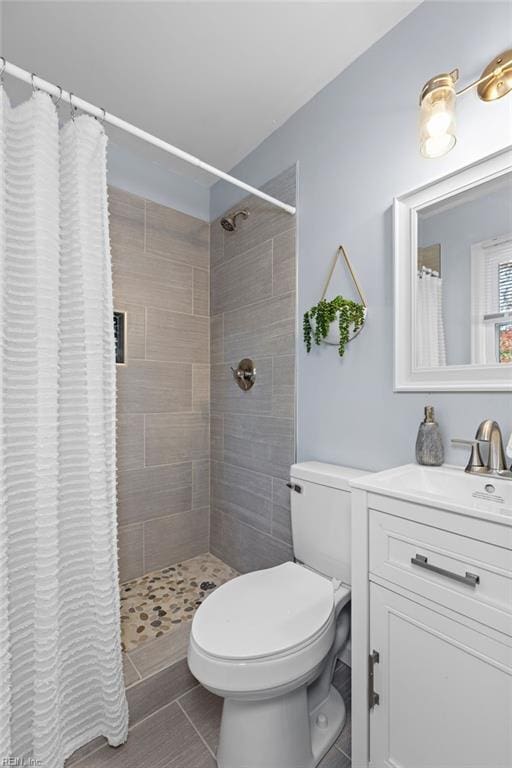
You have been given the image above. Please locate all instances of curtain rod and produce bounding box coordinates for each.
[1,58,296,216]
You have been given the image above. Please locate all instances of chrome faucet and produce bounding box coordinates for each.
[452,420,512,479]
[475,420,507,473]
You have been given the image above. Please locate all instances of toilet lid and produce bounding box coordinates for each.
[192,561,336,660]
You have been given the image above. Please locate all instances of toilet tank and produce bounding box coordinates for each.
[289,462,370,584]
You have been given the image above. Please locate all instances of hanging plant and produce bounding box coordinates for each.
[303,296,366,358]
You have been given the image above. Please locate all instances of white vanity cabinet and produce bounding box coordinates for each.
[369,582,512,768]
[350,466,512,768]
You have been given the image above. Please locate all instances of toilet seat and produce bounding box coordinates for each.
[192,561,335,660]
[188,561,351,695]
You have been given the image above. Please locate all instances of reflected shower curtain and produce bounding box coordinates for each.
[0,90,128,767]
[416,270,447,368]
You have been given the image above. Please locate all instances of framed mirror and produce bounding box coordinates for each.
[394,147,512,391]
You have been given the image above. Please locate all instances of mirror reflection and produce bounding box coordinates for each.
[416,172,512,368]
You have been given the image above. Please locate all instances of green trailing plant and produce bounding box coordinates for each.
[303,296,365,358]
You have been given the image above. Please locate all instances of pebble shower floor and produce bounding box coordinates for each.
[120,553,238,652]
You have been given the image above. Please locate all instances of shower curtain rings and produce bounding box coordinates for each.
[53,86,63,108]
[31,72,38,95]
[69,93,77,121]
[95,107,106,127]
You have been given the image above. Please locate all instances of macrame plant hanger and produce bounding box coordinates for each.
[320,245,367,345]
[321,245,367,306]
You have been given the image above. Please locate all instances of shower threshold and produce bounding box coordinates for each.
[120,552,237,654]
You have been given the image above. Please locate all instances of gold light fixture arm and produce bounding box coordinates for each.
[456,49,512,101]
[456,71,495,97]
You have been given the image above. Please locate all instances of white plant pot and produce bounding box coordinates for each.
[310,307,367,347]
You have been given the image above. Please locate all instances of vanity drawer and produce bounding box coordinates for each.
[369,508,512,636]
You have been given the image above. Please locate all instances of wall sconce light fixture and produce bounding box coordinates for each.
[419,49,512,159]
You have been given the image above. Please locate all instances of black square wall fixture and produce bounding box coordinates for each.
[113,311,126,365]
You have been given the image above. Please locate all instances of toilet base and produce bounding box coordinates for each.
[310,685,346,764]
[216,683,346,768]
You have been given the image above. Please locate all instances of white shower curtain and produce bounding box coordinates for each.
[0,89,128,767]
[415,270,447,368]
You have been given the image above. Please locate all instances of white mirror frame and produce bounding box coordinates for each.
[394,146,512,392]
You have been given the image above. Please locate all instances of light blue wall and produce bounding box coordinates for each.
[419,182,512,366]
[108,142,210,221]
[210,1,512,471]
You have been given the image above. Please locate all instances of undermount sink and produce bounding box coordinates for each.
[351,463,512,520]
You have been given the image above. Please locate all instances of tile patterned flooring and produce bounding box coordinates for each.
[70,552,351,766]
[71,662,352,767]
[120,553,238,652]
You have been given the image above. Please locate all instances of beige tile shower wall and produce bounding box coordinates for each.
[109,187,210,583]
[210,167,296,573]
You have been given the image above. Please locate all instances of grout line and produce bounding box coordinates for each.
[127,457,208,471]
[143,250,209,272]
[124,652,192,687]
[114,258,206,290]
[210,457,290,485]
[215,223,295,269]
[143,199,147,253]
[116,296,205,320]
[118,458,193,472]
[211,354,274,368]
[124,356,209,365]
[114,297,200,318]
[69,740,108,766]
[206,492,211,550]
[221,312,225,365]
[337,745,352,761]
[143,413,146,467]
[210,458,272,487]
[271,236,274,296]
[177,700,217,760]
[144,305,148,359]
[124,653,142,685]
[211,236,274,272]
[120,406,205,417]
[142,518,146,574]
[112,299,147,312]
[125,239,200,270]
[117,520,143,532]
[216,289,296,321]
[211,506,291,548]
[128,691,197,734]
[128,506,194,527]
[124,644,195,688]
[214,409,294,423]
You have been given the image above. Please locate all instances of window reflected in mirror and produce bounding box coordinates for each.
[416,171,512,368]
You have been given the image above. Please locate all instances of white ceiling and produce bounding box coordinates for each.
[2,1,421,186]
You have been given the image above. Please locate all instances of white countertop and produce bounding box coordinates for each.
[350,463,512,527]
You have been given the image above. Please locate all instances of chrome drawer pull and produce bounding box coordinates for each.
[411,554,480,587]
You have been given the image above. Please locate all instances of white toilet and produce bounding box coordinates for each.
[188,461,368,768]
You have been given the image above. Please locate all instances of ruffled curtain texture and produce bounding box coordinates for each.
[416,271,447,368]
[0,89,127,767]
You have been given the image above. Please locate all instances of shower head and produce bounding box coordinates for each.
[220,209,249,232]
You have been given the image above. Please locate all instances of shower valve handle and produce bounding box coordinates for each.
[230,359,256,391]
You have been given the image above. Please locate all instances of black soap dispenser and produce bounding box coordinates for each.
[415,405,444,466]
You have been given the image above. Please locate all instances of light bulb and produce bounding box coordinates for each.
[419,73,457,159]
[426,109,451,137]
[423,133,456,158]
